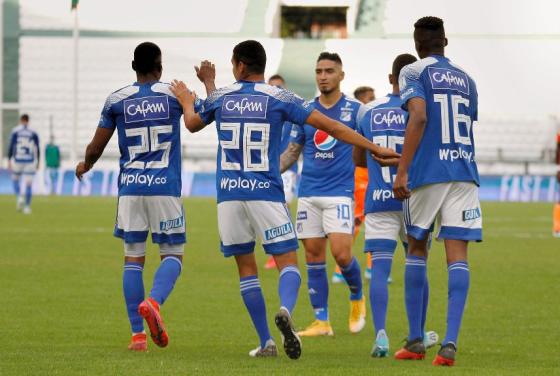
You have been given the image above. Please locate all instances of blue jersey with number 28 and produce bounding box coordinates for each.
[399,55,479,190]
[98,81,202,197]
[199,81,313,203]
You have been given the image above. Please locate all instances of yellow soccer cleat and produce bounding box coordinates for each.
[297,320,334,337]
[349,296,366,333]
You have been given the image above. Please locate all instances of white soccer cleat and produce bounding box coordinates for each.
[23,206,32,215]
[423,330,439,349]
[16,197,24,211]
[249,339,278,357]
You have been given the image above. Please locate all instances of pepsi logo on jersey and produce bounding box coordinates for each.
[428,67,470,95]
[222,95,268,118]
[124,96,170,123]
[313,130,336,159]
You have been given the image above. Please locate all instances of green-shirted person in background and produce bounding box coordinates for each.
[45,137,61,195]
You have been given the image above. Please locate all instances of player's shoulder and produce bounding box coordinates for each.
[253,83,305,105]
[105,84,140,107]
[11,125,24,135]
[357,96,391,122]
[343,95,363,108]
[150,81,178,99]
[205,82,244,106]
[400,56,439,81]
[447,59,477,90]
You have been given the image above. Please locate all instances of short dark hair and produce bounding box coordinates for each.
[20,114,29,122]
[392,53,418,78]
[268,74,285,83]
[233,40,267,75]
[414,16,445,50]
[353,86,374,99]
[132,42,162,75]
[317,52,342,65]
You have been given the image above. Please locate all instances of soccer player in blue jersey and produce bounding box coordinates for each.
[264,74,299,270]
[8,114,39,214]
[75,42,208,352]
[393,17,481,366]
[280,52,367,337]
[170,40,399,359]
[354,53,439,357]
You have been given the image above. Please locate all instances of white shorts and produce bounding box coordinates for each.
[217,200,298,257]
[404,182,482,242]
[364,211,407,253]
[114,196,186,245]
[11,162,36,177]
[282,170,297,204]
[295,196,353,239]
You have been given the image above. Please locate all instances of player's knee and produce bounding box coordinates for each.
[124,242,147,258]
[159,243,184,258]
[332,251,352,267]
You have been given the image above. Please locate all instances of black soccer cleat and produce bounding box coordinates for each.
[274,308,302,360]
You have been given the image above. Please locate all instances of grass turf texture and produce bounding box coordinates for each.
[1,196,559,375]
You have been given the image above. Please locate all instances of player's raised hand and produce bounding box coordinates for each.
[195,60,216,83]
[170,80,196,106]
[75,161,91,181]
[392,171,410,201]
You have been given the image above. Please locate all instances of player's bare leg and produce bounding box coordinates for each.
[329,232,365,333]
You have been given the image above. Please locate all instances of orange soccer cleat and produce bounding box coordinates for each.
[127,332,148,352]
[138,297,168,348]
[432,343,456,366]
[394,338,426,360]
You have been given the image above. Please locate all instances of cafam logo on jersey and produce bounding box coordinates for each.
[428,67,470,95]
[124,96,170,123]
[370,108,406,131]
[222,94,268,118]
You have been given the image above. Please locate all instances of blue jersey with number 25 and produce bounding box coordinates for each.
[98,81,202,197]
[399,55,479,190]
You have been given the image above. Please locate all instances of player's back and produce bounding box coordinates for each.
[399,55,479,190]
[199,81,311,203]
[99,81,191,197]
[294,95,362,198]
[357,94,407,213]
[10,125,39,164]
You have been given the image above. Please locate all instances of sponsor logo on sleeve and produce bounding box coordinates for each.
[428,67,470,95]
[221,94,268,118]
[264,222,294,241]
[462,208,481,221]
[124,96,170,123]
[370,107,406,131]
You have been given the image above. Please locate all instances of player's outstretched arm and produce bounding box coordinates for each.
[280,142,303,173]
[353,145,367,168]
[195,60,216,96]
[170,80,207,133]
[75,127,114,181]
[306,110,400,166]
[393,97,427,200]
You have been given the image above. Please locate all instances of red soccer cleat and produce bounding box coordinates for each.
[433,343,456,366]
[127,333,147,352]
[394,338,426,360]
[138,297,169,348]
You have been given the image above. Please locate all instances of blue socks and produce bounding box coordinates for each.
[150,256,182,305]
[12,179,20,197]
[240,276,271,349]
[123,262,145,333]
[278,265,301,314]
[444,261,470,346]
[370,251,393,334]
[307,262,329,321]
[421,274,429,334]
[404,255,426,341]
[341,257,363,301]
[25,185,32,206]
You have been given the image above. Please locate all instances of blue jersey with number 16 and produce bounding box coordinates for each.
[357,93,407,213]
[98,81,202,197]
[399,55,479,190]
[199,81,313,203]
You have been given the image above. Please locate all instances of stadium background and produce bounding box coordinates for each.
[1,1,559,375]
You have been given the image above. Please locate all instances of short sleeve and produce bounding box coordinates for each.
[199,96,219,125]
[193,93,203,114]
[290,123,305,145]
[399,65,426,110]
[98,96,116,129]
[286,98,313,126]
[471,81,478,122]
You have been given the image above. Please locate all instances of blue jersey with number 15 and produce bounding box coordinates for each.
[357,94,407,213]
[399,55,479,190]
[98,81,202,197]
[199,81,313,203]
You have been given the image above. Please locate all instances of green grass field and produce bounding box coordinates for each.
[1,196,559,375]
